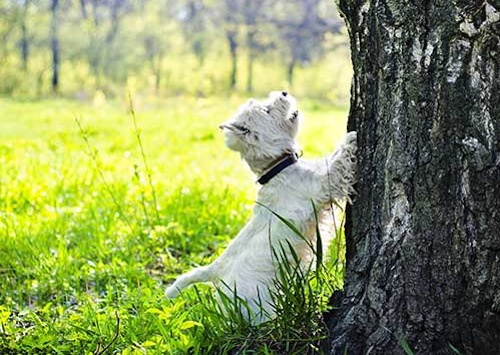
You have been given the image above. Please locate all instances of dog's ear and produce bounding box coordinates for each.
[289,110,299,124]
[283,110,300,136]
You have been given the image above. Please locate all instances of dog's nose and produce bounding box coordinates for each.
[218,124,225,130]
[282,91,288,97]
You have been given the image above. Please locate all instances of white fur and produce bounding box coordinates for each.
[165,91,357,324]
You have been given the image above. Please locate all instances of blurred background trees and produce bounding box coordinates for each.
[0,0,351,101]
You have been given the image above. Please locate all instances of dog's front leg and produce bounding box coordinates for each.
[165,265,216,298]
[320,131,357,203]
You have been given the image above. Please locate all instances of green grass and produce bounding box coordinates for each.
[0,95,348,354]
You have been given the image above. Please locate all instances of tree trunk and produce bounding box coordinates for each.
[50,0,60,93]
[287,59,296,86]
[227,30,238,90]
[20,0,30,71]
[79,0,88,19]
[326,1,500,354]
[246,30,255,93]
[154,51,163,95]
[103,2,122,77]
[87,0,101,89]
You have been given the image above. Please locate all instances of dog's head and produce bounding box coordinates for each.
[219,91,300,169]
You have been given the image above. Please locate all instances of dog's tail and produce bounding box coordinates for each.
[165,265,216,298]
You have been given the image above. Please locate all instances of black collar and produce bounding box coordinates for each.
[257,152,299,185]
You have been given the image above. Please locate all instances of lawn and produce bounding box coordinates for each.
[0,95,348,354]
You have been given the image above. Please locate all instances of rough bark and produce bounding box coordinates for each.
[326,1,500,354]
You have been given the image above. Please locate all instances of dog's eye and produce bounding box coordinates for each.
[265,108,271,114]
[233,124,250,134]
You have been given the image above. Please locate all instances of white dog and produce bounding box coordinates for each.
[165,91,357,323]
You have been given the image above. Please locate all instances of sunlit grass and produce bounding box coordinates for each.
[0,95,347,353]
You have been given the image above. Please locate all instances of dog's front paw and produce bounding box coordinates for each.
[344,131,357,150]
[338,131,357,162]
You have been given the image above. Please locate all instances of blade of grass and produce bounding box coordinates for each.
[128,93,161,225]
[75,116,133,232]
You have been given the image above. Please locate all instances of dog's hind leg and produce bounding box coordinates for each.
[165,265,216,298]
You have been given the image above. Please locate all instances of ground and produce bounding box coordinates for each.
[0,95,347,353]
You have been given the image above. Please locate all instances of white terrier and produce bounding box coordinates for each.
[165,91,357,323]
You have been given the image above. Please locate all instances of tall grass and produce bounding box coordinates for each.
[176,204,346,354]
[0,96,349,353]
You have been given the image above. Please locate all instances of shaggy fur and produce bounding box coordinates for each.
[165,91,357,323]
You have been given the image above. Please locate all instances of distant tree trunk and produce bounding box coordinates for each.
[186,0,207,68]
[50,0,60,93]
[103,3,123,78]
[287,58,296,86]
[20,0,30,71]
[88,0,101,89]
[79,0,88,19]
[243,0,264,93]
[326,1,500,354]
[90,0,99,26]
[154,51,163,95]
[246,29,255,92]
[226,30,238,90]
[105,4,121,45]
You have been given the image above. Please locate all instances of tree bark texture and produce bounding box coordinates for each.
[326,1,500,354]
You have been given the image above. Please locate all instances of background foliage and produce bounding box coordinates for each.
[0,0,351,102]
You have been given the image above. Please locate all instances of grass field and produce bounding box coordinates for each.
[0,95,348,354]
